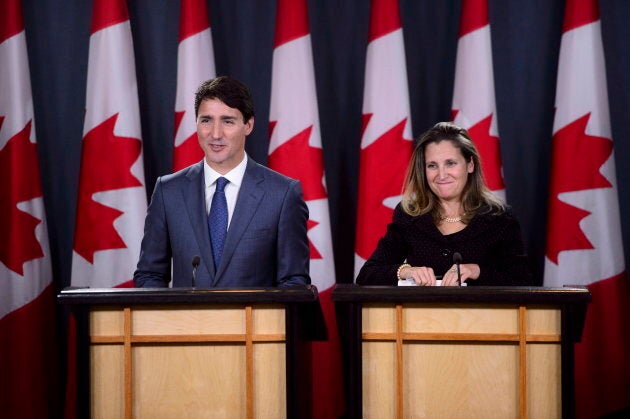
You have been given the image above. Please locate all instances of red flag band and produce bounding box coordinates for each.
[355,0,413,277]
[0,0,56,416]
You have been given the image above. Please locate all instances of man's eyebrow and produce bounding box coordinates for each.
[197,114,235,118]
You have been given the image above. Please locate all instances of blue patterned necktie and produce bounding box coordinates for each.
[208,177,228,270]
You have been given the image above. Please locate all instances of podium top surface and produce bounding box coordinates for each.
[58,285,319,305]
[332,283,591,305]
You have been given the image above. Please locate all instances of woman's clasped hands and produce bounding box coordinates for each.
[400,264,480,286]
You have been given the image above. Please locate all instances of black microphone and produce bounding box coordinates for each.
[191,255,200,289]
[453,252,462,285]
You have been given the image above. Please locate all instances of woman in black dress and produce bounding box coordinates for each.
[356,121,532,286]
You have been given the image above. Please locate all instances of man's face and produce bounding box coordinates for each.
[196,98,254,174]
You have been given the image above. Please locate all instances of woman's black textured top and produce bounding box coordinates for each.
[356,204,533,286]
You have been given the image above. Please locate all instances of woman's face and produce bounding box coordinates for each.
[424,140,474,202]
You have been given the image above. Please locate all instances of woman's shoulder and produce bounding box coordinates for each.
[391,204,438,237]
[393,203,431,223]
[473,204,519,228]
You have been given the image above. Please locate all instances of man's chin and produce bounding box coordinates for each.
[205,148,227,160]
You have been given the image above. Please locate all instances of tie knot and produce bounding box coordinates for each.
[216,177,228,192]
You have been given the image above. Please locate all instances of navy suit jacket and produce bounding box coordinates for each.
[134,158,310,288]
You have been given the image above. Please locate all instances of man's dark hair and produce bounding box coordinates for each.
[194,76,255,122]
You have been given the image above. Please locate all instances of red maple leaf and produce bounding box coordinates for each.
[268,124,327,200]
[307,219,323,259]
[355,116,412,259]
[173,110,203,171]
[546,113,613,264]
[0,118,45,275]
[73,114,142,263]
[466,113,505,190]
[268,123,327,259]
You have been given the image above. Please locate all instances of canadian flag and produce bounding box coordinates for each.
[173,0,216,171]
[0,0,56,416]
[451,0,505,198]
[355,0,413,277]
[544,0,630,417]
[71,0,147,288]
[268,0,344,416]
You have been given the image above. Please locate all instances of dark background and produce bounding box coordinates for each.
[20,0,630,292]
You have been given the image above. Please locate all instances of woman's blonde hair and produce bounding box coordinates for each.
[401,121,505,223]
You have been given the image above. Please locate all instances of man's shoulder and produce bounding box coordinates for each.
[247,158,299,187]
[159,161,203,185]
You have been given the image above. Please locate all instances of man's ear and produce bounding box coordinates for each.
[244,117,254,135]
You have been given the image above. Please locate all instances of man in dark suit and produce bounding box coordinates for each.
[134,76,310,288]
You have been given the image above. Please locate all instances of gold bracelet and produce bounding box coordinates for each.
[397,263,411,281]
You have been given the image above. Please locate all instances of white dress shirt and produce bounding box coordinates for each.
[203,153,248,228]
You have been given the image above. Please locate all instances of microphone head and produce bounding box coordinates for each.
[192,255,201,267]
[453,252,462,264]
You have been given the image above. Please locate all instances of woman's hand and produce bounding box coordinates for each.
[400,266,438,286]
[442,263,480,286]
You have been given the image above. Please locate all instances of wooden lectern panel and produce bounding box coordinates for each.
[132,306,246,335]
[331,284,590,419]
[88,304,286,418]
[252,306,285,335]
[91,345,124,419]
[134,345,246,418]
[362,304,397,333]
[362,341,397,418]
[527,344,561,418]
[361,303,562,418]
[402,304,518,335]
[526,306,560,335]
[404,343,518,418]
[59,286,320,419]
[254,343,286,417]
[90,308,123,336]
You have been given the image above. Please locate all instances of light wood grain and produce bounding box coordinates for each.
[362,304,397,333]
[252,305,284,334]
[528,344,561,418]
[404,343,518,418]
[132,305,245,335]
[361,303,563,418]
[91,345,124,419]
[526,306,561,335]
[362,341,397,418]
[90,308,123,336]
[403,304,518,334]
[133,345,247,419]
[254,343,286,418]
[88,305,289,418]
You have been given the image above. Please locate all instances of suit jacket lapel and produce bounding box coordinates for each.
[184,162,216,281]
[214,159,265,284]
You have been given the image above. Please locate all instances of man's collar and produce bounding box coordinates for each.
[203,153,248,187]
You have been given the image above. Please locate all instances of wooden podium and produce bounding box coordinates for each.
[58,286,322,419]
[332,284,591,419]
